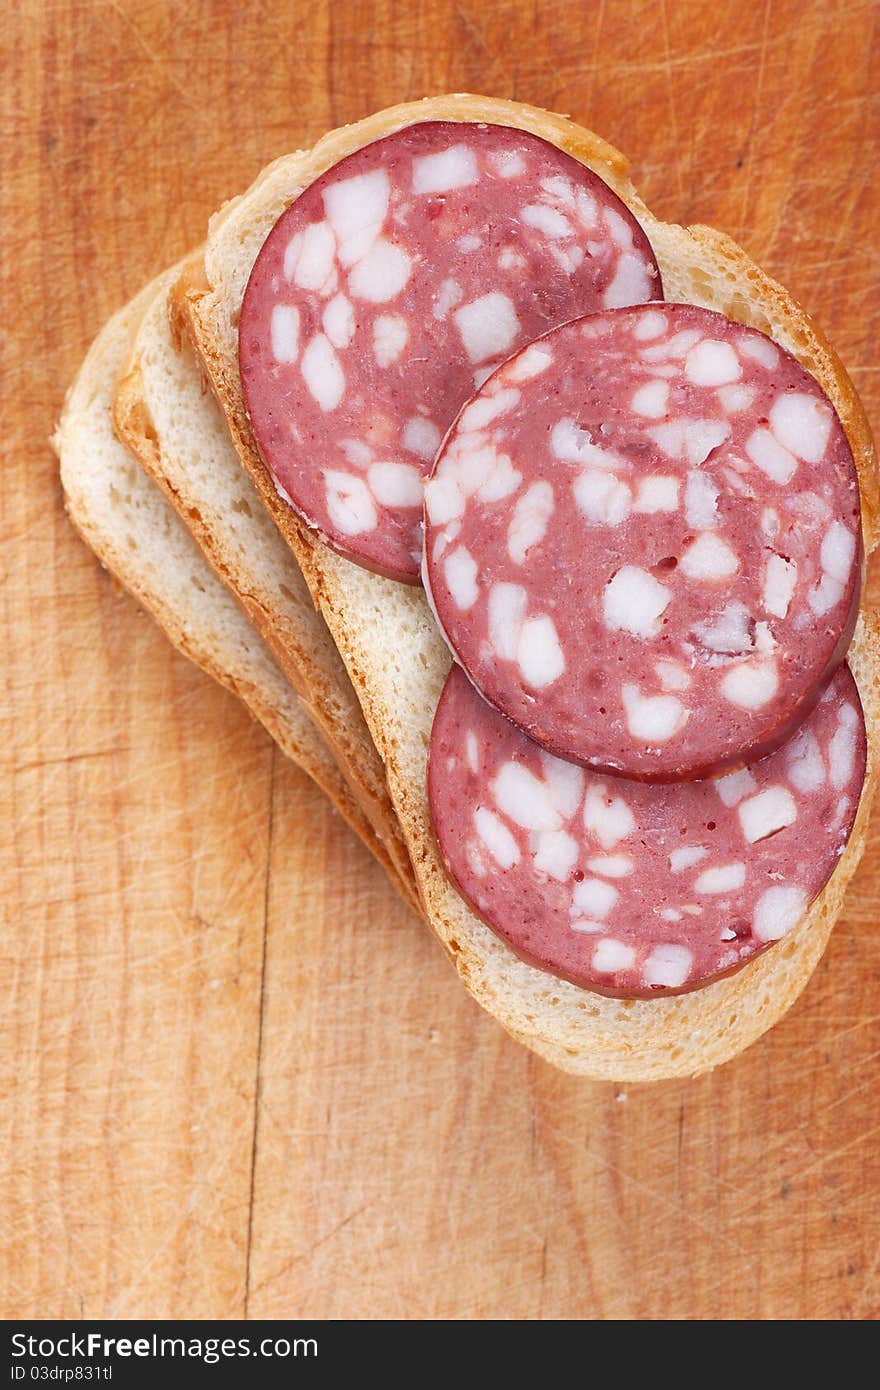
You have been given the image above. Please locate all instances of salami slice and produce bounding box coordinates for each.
[424,304,862,779]
[429,664,866,997]
[239,121,661,581]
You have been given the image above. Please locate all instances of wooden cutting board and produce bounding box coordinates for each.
[3,0,879,1320]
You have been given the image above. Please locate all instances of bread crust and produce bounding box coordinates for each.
[53,283,411,900]
[112,260,419,910]
[176,94,880,1077]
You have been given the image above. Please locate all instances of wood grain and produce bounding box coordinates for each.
[3,0,879,1320]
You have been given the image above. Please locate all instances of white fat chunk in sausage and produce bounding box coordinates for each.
[473,806,520,869]
[769,392,833,462]
[349,239,412,303]
[739,334,779,369]
[550,243,585,275]
[574,470,632,526]
[602,252,653,309]
[828,711,858,789]
[634,475,679,513]
[473,363,500,388]
[694,861,747,893]
[684,339,742,386]
[786,728,825,792]
[466,841,486,878]
[660,908,683,922]
[752,883,807,942]
[720,658,779,709]
[655,659,691,691]
[643,943,693,987]
[321,293,355,349]
[808,573,845,615]
[430,522,456,565]
[550,418,626,469]
[761,508,780,540]
[498,247,526,270]
[575,189,598,225]
[685,419,733,466]
[301,334,345,411]
[684,471,720,529]
[323,169,390,264]
[641,328,702,362]
[444,546,479,609]
[493,761,561,831]
[492,149,526,178]
[714,767,758,807]
[456,234,482,252]
[602,566,670,637]
[722,464,755,498]
[790,489,833,523]
[647,417,731,465]
[633,309,668,341]
[763,554,798,618]
[465,731,479,773]
[559,241,585,267]
[402,415,441,461]
[367,461,423,508]
[754,621,776,658]
[412,144,479,194]
[668,845,708,873]
[541,174,576,205]
[692,601,753,655]
[488,582,527,661]
[603,207,635,248]
[631,379,669,419]
[679,532,739,581]
[521,203,573,238]
[621,684,688,742]
[425,474,464,525]
[282,233,302,281]
[454,292,521,364]
[586,854,634,878]
[831,794,851,829]
[284,221,337,290]
[517,615,565,689]
[745,427,798,485]
[532,829,579,880]
[539,750,584,818]
[443,438,486,492]
[717,383,757,413]
[324,470,377,535]
[583,784,636,849]
[433,277,464,320]
[573,877,619,918]
[270,304,300,364]
[507,481,554,564]
[821,521,856,583]
[592,938,635,973]
[738,786,797,844]
[459,387,521,431]
[506,343,554,383]
[373,313,409,366]
[838,699,859,727]
[476,449,522,502]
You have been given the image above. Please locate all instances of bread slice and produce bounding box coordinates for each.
[178,94,880,1078]
[52,280,411,897]
[112,259,417,907]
